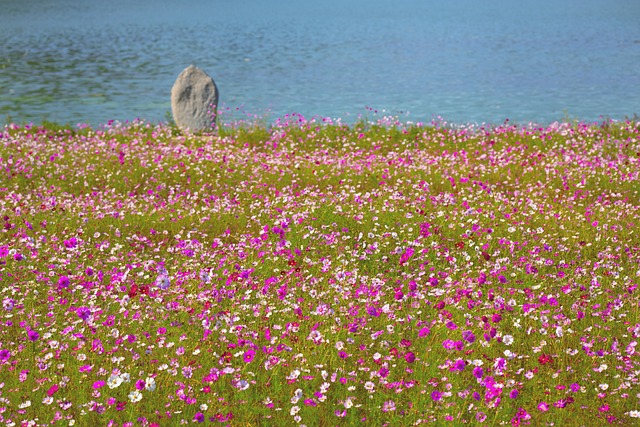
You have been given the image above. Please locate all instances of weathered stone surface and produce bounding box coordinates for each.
[171,65,218,132]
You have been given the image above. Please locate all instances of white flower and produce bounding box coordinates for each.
[236,379,249,390]
[364,381,375,392]
[335,341,344,350]
[344,397,354,409]
[555,326,563,337]
[286,370,300,380]
[107,374,123,389]
[156,275,170,290]
[200,403,208,411]
[628,410,640,418]
[502,335,514,345]
[43,396,53,405]
[120,372,130,383]
[290,405,300,416]
[144,377,156,392]
[2,298,14,311]
[599,383,609,391]
[291,388,302,404]
[128,390,142,403]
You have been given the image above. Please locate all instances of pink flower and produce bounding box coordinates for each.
[58,276,70,289]
[47,384,59,396]
[418,327,431,337]
[537,402,549,412]
[404,352,415,363]
[243,349,255,363]
[399,247,415,265]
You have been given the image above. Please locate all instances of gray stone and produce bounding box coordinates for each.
[170,65,219,132]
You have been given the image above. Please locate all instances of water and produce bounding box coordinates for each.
[1,0,639,126]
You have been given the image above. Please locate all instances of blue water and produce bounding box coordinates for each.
[1,0,639,126]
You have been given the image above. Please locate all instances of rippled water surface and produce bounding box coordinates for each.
[1,0,639,126]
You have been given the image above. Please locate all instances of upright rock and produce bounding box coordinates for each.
[171,65,218,132]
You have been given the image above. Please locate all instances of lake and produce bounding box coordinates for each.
[1,0,639,126]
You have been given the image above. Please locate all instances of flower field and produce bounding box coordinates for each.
[0,115,639,426]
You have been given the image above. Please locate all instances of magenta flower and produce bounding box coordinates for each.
[58,276,70,289]
[399,246,414,265]
[462,330,476,343]
[537,402,549,412]
[77,306,91,321]
[473,366,484,379]
[452,359,465,371]
[135,379,146,390]
[92,381,105,389]
[418,327,431,337]
[47,384,59,397]
[0,349,10,362]
[27,329,39,341]
[404,352,415,363]
[431,390,442,401]
[243,349,255,363]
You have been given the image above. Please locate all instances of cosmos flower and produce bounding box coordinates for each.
[128,390,142,403]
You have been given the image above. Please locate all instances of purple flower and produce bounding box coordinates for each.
[0,246,8,258]
[27,329,39,341]
[442,339,455,350]
[156,275,170,290]
[399,246,414,264]
[243,349,255,363]
[2,298,15,311]
[77,306,91,321]
[193,412,204,423]
[405,352,415,363]
[462,330,476,343]
[537,402,549,412]
[58,276,70,289]
[0,349,10,361]
[13,253,23,261]
[473,366,484,379]
[418,327,431,337]
[367,306,380,317]
[135,380,146,390]
[509,389,519,399]
[453,359,465,371]
[431,390,442,401]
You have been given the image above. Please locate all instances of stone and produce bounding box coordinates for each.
[170,65,219,132]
